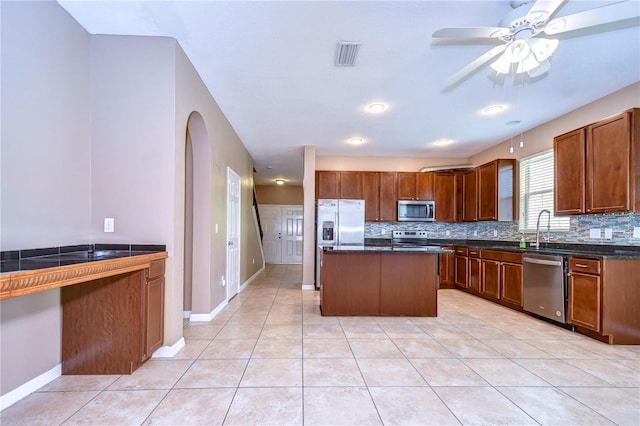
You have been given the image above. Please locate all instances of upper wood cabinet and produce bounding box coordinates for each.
[462,169,478,222]
[434,172,457,222]
[416,172,435,200]
[554,109,639,215]
[397,172,417,200]
[339,171,363,199]
[478,159,517,221]
[397,172,434,200]
[362,172,397,221]
[316,171,340,199]
[554,128,586,215]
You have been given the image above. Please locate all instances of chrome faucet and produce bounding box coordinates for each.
[533,209,551,249]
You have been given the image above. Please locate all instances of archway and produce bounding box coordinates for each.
[184,111,212,317]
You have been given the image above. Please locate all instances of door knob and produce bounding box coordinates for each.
[228,241,233,246]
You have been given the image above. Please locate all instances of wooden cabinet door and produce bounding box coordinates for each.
[321,253,381,315]
[434,172,457,222]
[454,255,468,288]
[145,276,164,360]
[500,262,523,307]
[554,128,586,215]
[362,172,380,221]
[380,253,437,316]
[416,172,434,200]
[340,171,363,199]
[379,172,397,221]
[439,249,455,287]
[463,169,478,221]
[481,259,500,300]
[478,161,498,220]
[586,112,632,213]
[468,257,481,294]
[316,171,340,199]
[568,272,601,332]
[397,172,416,200]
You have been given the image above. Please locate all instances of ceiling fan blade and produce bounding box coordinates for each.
[433,27,510,40]
[525,0,566,27]
[443,44,508,89]
[543,0,640,35]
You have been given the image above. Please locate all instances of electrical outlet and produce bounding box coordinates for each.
[634,227,640,239]
[603,228,613,240]
[493,230,498,237]
[589,228,601,239]
[381,229,386,236]
[215,223,218,233]
[252,258,255,265]
[104,218,115,233]
[445,230,450,236]
[473,231,478,237]
[221,275,226,287]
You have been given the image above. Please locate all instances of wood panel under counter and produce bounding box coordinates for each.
[319,247,440,316]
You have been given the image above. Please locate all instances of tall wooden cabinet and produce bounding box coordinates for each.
[478,159,516,221]
[554,108,640,215]
[434,172,457,222]
[462,169,478,221]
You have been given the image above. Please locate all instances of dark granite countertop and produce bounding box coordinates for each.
[363,238,640,259]
[1,244,167,273]
[322,245,453,254]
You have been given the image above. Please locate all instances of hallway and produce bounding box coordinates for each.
[2,264,639,425]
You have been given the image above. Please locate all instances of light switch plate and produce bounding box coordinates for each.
[473,231,478,237]
[634,227,640,239]
[493,230,498,237]
[104,218,115,233]
[603,228,613,239]
[589,228,600,239]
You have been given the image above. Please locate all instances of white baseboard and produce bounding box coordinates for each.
[183,310,191,319]
[240,265,265,292]
[152,337,186,358]
[0,364,61,411]
[190,299,228,322]
[301,284,316,291]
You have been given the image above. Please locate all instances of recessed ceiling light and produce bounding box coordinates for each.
[506,120,521,125]
[482,105,505,115]
[348,138,365,145]
[368,103,386,113]
[433,138,454,147]
[275,179,285,185]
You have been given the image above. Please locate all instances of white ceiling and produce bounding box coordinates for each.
[57,0,640,185]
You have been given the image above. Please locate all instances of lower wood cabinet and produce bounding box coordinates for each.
[62,259,165,375]
[481,259,500,300]
[438,247,455,288]
[468,250,481,294]
[454,247,468,288]
[501,262,523,307]
[568,257,602,332]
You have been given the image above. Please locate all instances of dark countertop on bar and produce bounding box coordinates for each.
[322,245,453,254]
[364,238,640,259]
[0,244,167,273]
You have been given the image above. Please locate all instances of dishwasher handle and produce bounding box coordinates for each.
[523,257,563,267]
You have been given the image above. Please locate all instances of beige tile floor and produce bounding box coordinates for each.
[2,264,639,425]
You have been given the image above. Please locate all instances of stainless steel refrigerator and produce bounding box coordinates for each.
[315,199,365,288]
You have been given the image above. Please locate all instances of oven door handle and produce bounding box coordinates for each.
[523,257,563,267]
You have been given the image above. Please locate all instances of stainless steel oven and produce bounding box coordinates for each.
[397,200,435,222]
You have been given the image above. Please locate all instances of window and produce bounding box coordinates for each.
[519,150,570,232]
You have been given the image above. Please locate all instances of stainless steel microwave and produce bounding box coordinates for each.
[397,200,435,222]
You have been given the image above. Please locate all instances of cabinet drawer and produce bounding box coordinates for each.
[468,249,481,258]
[454,247,468,256]
[482,250,522,264]
[569,257,600,274]
[146,259,166,280]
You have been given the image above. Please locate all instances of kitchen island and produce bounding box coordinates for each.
[319,246,450,316]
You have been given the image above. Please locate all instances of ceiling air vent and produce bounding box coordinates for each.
[335,41,360,67]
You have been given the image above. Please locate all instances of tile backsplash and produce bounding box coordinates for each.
[366,213,640,246]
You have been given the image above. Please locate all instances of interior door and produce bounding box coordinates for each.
[226,167,241,299]
[281,206,303,264]
[259,205,282,264]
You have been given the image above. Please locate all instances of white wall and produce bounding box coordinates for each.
[0,0,91,395]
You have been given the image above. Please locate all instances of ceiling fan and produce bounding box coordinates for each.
[433,0,639,89]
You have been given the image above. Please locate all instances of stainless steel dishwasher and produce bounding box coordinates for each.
[523,254,568,324]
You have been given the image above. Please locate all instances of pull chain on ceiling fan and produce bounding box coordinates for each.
[433,0,640,89]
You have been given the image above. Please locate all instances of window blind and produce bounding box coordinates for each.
[519,150,570,232]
